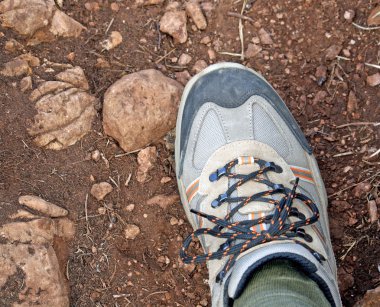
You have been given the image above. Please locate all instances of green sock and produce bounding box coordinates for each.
[233,260,331,307]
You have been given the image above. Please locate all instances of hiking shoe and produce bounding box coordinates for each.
[175,63,341,307]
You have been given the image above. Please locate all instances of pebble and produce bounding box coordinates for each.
[245,43,262,58]
[66,52,76,61]
[101,31,123,50]
[136,146,157,183]
[347,91,358,114]
[147,194,180,209]
[110,2,120,12]
[353,182,372,198]
[344,10,355,22]
[18,195,68,217]
[124,204,135,212]
[160,10,188,44]
[178,53,192,66]
[192,60,208,74]
[175,70,191,86]
[207,49,216,61]
[4,39,23,52]
[367,200,378,223]
[98,207,106,215]
[85,2,100,12]
[325,45,342,60]
[20,76,32,92]
[90,182,113,201]
[200,36,211,45]
[258,28,273,45]
[315,65,327,86]
[160,176,172,184]
[91,149,101,162]
[185,1,207,30]
[367,73,380,87]
[170,217,179,225]
[124,224,140,240]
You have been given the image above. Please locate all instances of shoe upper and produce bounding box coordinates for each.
[175,63,341,307]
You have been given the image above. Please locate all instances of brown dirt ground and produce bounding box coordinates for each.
[0,0,379,306]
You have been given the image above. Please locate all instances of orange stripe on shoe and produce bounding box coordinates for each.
[294,173,315,183]
[187,187,199,203]
[290,166,312,175]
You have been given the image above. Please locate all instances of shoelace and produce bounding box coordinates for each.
[180,158,325,282]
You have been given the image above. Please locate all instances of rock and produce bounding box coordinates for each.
[91,182,113,201]
[85,2,100,12]
[20,76,33,92]
[315,65,327,86]
[18,195,68,217]
[0,58,31,77]
[354,285,380,307]
[91,149,101,162]
[160,10,188,44]
[166,1,180,11]
[124,204,135,212]
[175,70,191,85]
[9,209,39,220]
[200,35,211,44]
[367,200,378,223]
[185,1,207,30]
[170,217,179,225]
[353,182,372,198]
[66,52,75,61]
[146,194,180,210]
[27,67,96,150]
[50,9,86,38]
[367,73,380,87]
[110,2,120,11]
[4,38,23,52]
[0,218,74,306]
[101,31,123,50]
[124,224,140,240]
[344,9,355,22]
[367,6,380,26]
[258,28,273,45]
[208,49,216,61]
[245,43,262,58]
[103,69,183,152]
[0,0,85,45]
[178,53,192,66]
[161,176,172,184]
[136,146,157,183]
[192,59,208,74]
[136,0,165,6]
[347,91,358,113]
[325,45,342,60]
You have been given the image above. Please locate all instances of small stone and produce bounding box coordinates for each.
[4,39,23,52]
[160,10,188,44]
[161,177,172,184]
[347,91,358,113]
[136,146,157,183]
[124,224,140,240]
[20,76,32,92]
[175,70,191,86]
[344,10,355,22]
[325,45,342,60]
[200,36,211,45]
[199,299,208,307]
[315,65,327,86]
[110,2,120,12]
[91,149,101,162]
[178,53,192,66]
[91,182,113,201]
[96,58,111,68]
[207,49,216,61]
[165,1,180,11]
[367,200,378,223]
[147,194,180,210]
[185,1,207,30]
[67,52,75,61]
[192,60,208,74]
[353,182,372,198]
[1,59,31,77]
[18,195,68,217]
[98,207,106,215]
[342,49,351,57]
[251,37,260,44]
[367,73,380,87]
[124,204,135,212]
[258,28,273,45]
[170,217,179,225]
[101,31,123,50]
[245,43,262,58]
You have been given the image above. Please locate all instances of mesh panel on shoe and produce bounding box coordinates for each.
[193,109,226,169]
[252,103,290,158]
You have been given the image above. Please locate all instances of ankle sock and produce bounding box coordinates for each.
[233,260,330,307]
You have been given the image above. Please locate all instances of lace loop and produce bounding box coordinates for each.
[180,158,321,283]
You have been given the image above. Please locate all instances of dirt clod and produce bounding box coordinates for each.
[124,224,140,240]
